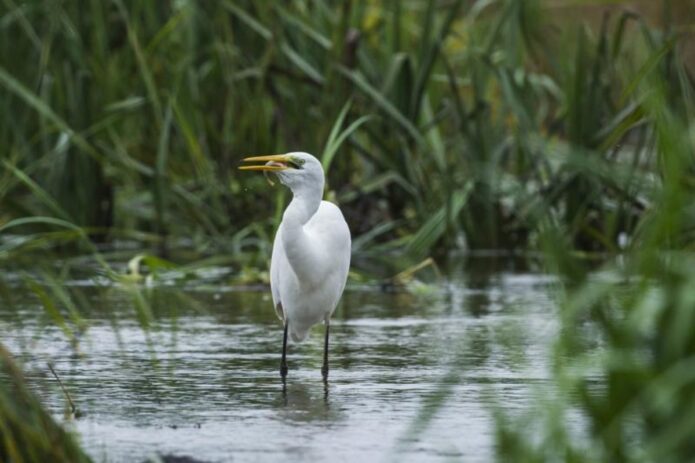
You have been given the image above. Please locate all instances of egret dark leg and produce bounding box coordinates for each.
[280,320,289,378]
[321,320,330,381]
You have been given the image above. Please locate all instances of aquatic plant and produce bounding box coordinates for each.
[494,3,695,460]
[0,344,92,463]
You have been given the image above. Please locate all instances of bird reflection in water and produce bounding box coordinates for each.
[277,380,340,424]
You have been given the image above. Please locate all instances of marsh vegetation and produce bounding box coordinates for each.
[1,1,695,461]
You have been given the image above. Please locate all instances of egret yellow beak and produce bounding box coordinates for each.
[238,154,291,171]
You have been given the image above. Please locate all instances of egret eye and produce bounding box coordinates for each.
[288,157,305,169]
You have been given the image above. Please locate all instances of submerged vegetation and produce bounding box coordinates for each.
[1,0,695,461]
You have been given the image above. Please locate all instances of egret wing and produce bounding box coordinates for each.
[270,224,286,321]
[305,201,352,317]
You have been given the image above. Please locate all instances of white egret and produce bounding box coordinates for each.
[239,152,351,380]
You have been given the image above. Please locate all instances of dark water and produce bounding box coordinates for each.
[1,258,563,462]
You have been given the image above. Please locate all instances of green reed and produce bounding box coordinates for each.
[492,3,695,461]
[0,344,92,462]
[2,0,690,263]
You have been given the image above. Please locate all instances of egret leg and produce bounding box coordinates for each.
[280,320,289,378]
[321,320,330,381]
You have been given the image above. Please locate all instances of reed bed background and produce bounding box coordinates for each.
[1,0,695,461]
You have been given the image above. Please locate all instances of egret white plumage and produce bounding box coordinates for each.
[239,152,351,380]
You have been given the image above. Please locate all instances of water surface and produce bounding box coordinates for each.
[1,257,562,462]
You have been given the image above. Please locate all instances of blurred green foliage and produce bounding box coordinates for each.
[0,345,92,462]
[1,0,691,265]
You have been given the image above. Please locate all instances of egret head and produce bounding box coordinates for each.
[239,152,324,195]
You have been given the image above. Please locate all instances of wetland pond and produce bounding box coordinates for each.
[1,256,572,462]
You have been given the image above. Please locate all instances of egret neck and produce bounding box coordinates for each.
[279,170,325,286]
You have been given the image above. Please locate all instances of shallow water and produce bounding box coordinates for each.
[1,257,564,462]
